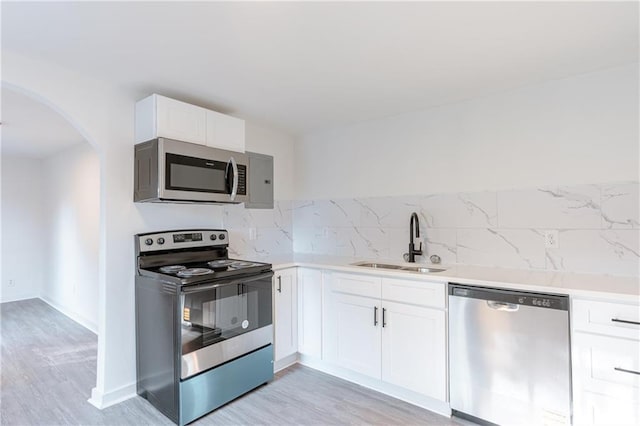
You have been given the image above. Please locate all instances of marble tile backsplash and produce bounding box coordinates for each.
[222,201,294,260]
[291,182,640,277]
[221,182,638,277]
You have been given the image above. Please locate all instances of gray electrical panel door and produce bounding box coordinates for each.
[245,152,274,209]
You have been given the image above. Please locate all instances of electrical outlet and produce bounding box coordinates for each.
[8,279,15,287]
[544,230,559,249]
[249,228,257,241]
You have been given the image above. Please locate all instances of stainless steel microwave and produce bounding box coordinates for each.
[134,138,248,203]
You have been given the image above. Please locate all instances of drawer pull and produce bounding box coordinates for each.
[614,367,640,376]
[611,318,640,326]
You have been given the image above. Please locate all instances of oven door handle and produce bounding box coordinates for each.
[180,271,274,294]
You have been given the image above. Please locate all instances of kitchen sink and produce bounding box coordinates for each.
[402,266,447,273]
[353,262,405,270]
[352,261,446,274]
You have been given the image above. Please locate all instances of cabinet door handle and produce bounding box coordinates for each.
[277,276,282,293]
[612,318,640,326]
[374,306,378,326]
[614,367,640,376]
[382,308,387,328]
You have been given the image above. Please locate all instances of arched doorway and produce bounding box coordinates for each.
[1,84,104,409]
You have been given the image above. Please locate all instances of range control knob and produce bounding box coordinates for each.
[145,238,153,246]
[157,237,165,245]
[210,234,217,241]
[219,233,226,240]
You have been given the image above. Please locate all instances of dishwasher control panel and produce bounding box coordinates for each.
[450,285,569,311]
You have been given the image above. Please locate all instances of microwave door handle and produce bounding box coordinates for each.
[229,157,238,201]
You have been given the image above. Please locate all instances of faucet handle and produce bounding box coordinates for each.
[417,241,423,254]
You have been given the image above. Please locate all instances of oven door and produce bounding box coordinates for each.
[158,138,248,203]
[179,271,273,379]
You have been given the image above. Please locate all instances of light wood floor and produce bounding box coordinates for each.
[1,298,457,425]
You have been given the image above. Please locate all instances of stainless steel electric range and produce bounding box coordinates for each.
[134,229,274,426]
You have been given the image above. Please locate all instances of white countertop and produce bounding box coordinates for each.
[267,254,640,303]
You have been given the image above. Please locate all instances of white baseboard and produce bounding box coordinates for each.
[274,353,299,373]
[39,296,98,335]
[88,383,137,409]
[0,294,40,304]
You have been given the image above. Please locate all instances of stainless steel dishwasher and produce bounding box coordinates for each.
[449,284,571,426]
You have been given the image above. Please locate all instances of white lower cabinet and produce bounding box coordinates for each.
[325,292,382,379]
[576,390,640,426]
[323,272,447,404]
[297,268,323,358]
[381,301,446,400]
[275,265,640,423]
[572,298,640,425]
[274,268,297,363]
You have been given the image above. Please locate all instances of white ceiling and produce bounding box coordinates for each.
[2,1,638,136]
[1,88,86,158]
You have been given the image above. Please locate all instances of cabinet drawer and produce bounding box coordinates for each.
[381,278,445,309]
[573,299,640,340]
[573,332,640,400]
[329,273,381,299]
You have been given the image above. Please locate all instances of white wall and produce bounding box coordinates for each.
[40,143,100,332]
[295,63,639,199]
[245,121,296,200]
[1,155,45,302]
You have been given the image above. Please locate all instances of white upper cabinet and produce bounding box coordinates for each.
[135,94,207,145]
[135,94,245,152]
[206,110,245,153]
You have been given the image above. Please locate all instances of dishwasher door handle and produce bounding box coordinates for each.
[487,300,519,312]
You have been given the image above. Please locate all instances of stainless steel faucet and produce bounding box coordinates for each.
[408,212,423,262]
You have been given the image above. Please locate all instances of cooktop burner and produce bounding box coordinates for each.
[207,259,235,267]
[229,261,256,267]
[159,265,187,274]
[176,268,214,277]
[207,260,261,269]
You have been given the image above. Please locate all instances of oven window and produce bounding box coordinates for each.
[180,278,272,355]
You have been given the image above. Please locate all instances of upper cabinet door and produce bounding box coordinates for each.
[155,95,207,145]
[135,94,207,145]
[206,110,245,152]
